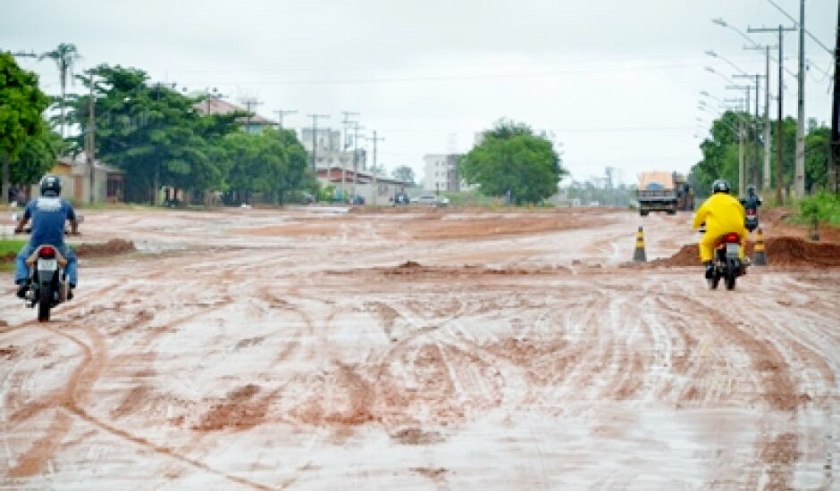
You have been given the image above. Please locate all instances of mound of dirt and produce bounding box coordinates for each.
[654,237,840,268]
[75,239,136,258]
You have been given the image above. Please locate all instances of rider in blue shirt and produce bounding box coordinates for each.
[13,175,80,299]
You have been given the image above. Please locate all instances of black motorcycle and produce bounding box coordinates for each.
[22,244,71,322]
[745,207,759,232]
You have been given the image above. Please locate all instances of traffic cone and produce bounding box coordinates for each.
[752,227,767,266]
[633,226,647,262]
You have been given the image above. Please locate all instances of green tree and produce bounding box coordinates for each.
[39,43,81,137]
[690,111,754,197]
[1,53,50,202]
[392,165,415,185]
[804,119,830,193]
[11,129,70,187]
[218,128,317,205]
[65,64,241,204]
[459,119,567,204]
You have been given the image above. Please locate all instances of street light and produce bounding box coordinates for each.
[705,66,734,85]
[705,50,748,76]
[712,18,762,49]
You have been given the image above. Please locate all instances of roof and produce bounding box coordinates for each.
[194,98,276,125]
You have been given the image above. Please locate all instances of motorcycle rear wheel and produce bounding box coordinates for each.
[37,285,51,322]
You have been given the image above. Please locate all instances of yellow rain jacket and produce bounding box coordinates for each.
[692,192,748,263]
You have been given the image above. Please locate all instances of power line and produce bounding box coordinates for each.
[172,60,769,87]
[765,0,834,56]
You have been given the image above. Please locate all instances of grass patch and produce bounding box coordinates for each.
[0,238,26,271]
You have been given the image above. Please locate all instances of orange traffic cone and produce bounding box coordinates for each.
[633,226,647,262]
[752,227,767,266]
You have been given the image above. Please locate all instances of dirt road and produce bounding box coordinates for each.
[2,206,839,490]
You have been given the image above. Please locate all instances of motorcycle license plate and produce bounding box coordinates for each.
[725,243,740,256]
[37,259,58,270]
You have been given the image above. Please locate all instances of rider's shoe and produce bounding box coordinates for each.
[704,262,715,279]
[67,283,75,301]
[16,281,29,299]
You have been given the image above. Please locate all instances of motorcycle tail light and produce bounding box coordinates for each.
[748,209,756,215]
[724,233,740,243]
[40,246,56,257]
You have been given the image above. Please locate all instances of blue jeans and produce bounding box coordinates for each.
[15,243,78,287]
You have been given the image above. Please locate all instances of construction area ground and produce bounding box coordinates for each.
[1,205,839,490]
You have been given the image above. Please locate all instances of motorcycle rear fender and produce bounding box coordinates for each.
[25,245,68,268]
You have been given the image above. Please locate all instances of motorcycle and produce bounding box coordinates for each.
[11,213,78,322]
[699,223,745,291]
[22,243,71,322]
[745,208,759,232]
[708,232,745,291]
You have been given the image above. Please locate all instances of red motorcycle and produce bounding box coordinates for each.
[709,232,744,291]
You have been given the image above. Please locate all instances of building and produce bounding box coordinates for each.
[23,154,124,204]
[194,98,276,134]
[422,154,461,192]
[316,166,408,205]
[299,127,367,172]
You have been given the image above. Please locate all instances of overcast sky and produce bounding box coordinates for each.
[3,0,837,186]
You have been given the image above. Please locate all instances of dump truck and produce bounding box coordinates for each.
[637,171,679,216]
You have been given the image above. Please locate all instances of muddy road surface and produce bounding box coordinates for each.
[1,206,839,490]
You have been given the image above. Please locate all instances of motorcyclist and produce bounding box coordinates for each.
[740,184,763,212]
[13,174,79,299]
[692,179,748,279]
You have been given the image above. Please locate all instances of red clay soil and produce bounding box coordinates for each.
[74,239,136,258]
[654,237,840,268]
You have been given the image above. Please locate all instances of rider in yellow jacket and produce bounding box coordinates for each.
[692,179,748,278]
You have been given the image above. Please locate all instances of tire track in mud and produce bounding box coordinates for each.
[1,262,287,490]
[663,270,840,487]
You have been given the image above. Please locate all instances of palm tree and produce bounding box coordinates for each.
[39,43,81,138]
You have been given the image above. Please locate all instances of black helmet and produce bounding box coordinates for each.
[747,184,756,194]
[40,174,62,197]
[711,179,730,195]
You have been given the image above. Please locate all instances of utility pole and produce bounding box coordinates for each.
[831,1,840,193]
[733,73,764,189]
[307,114,329,173]
[273,109,297,129]
[351,122,365,200]
[242,97,263,133]
[340,111,358,201]
[726,91,749,196]
[746,45,774,193]
[87,73,96,205]
[369,131,385,206]
[794,0,806,197]
[749,24,796,204]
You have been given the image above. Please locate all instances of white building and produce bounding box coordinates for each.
[299,127,366,172]
[422,154,461,192]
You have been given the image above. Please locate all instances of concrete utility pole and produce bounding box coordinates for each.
[794,0,806,197]
[242,98,263,132]
[749,24,796,204]
[87,73,96,204]
[307,114,329,173]
[831,1,840,193]
[369,130,385,206]
[273,109,297,129]
[340,111,358,200]
[734,72,765,189]
[351,122,365,199]
[726,94,748,197]
[746,45,774,193]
